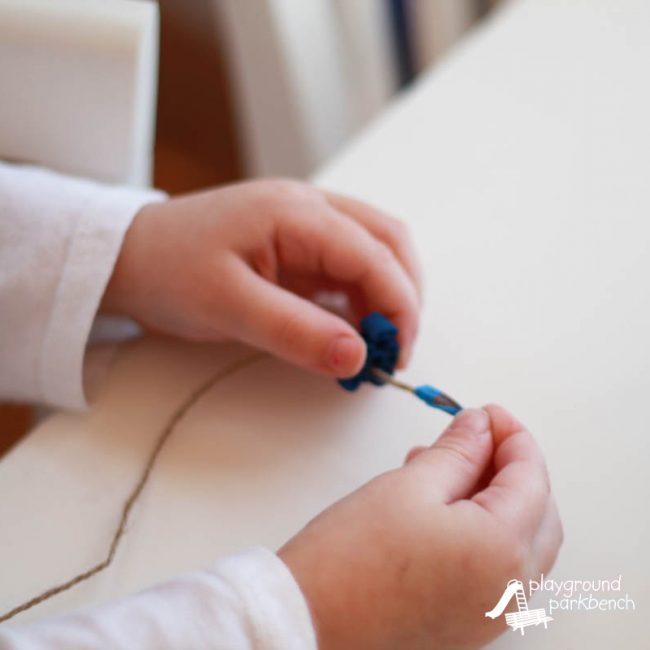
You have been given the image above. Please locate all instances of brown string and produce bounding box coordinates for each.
[0,352,266,624]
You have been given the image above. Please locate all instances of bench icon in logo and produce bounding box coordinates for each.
[485,579,553,635]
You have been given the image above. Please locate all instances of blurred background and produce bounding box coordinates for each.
[155,0,503,192]
[0,0,503,452]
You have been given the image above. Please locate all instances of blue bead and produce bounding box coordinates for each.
[414,385,461,415]
[338,313,399,391]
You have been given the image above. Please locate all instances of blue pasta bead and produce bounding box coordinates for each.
[338,313,399,391]
[414,385,462,415]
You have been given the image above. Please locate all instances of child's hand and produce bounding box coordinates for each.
[278,405,563,650]
[102,180,421,378]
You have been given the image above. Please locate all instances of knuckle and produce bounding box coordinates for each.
[373,240,397,267]
[254,179,322,222]
[435,438,477,473]
[384,216,409,243]
[269,177,303,193]
[267,178,317,202]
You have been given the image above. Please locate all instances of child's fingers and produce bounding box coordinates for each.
[224,260,367,377]
[471,405,550,539]
[276,207,420,366]
[409,409,493,503]
[483,404,527,449]
[324,191,423,303]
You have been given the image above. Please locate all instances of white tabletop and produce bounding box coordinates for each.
[1,0,648,647]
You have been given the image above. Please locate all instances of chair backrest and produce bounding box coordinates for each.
[213,0,397,177]
[0,0,159,186]
[212,0,485,178]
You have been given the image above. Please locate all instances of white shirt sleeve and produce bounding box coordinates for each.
[0,164,320,649]
[0,547,318,650]
[0,161,165,410]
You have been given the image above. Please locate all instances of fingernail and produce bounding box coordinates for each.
[447,408,489,435]
[328,335,362,375]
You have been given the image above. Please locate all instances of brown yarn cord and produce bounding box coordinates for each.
[0,352,265,624]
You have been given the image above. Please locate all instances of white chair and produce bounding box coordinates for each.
[211,0,485,178]
[212,0,397,177]
[0,0,159,186]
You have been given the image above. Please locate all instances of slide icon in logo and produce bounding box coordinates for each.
[485,579,553,636]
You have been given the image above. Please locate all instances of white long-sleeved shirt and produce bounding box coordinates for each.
[0,162,318,650]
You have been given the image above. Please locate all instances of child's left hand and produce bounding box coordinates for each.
[278,405,563,650]
[102,179,421,378]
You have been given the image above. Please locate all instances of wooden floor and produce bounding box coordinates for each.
[0,404,33,457]
[153,0,243,194]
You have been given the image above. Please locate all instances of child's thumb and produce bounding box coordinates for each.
[408,408,493,503]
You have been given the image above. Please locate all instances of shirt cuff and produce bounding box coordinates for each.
[209,547,319,650]
[40,180,165,410]
[0,548,319,650]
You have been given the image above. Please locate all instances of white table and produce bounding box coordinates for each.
[1,0,648,647]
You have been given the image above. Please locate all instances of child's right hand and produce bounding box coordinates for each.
[279,405,562,650]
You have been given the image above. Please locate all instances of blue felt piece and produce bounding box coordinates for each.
[338,312,399,391]
[414,385,462,416]
[337,313,462,417]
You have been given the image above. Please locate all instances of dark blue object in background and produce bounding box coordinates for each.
[387,0,416,87]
